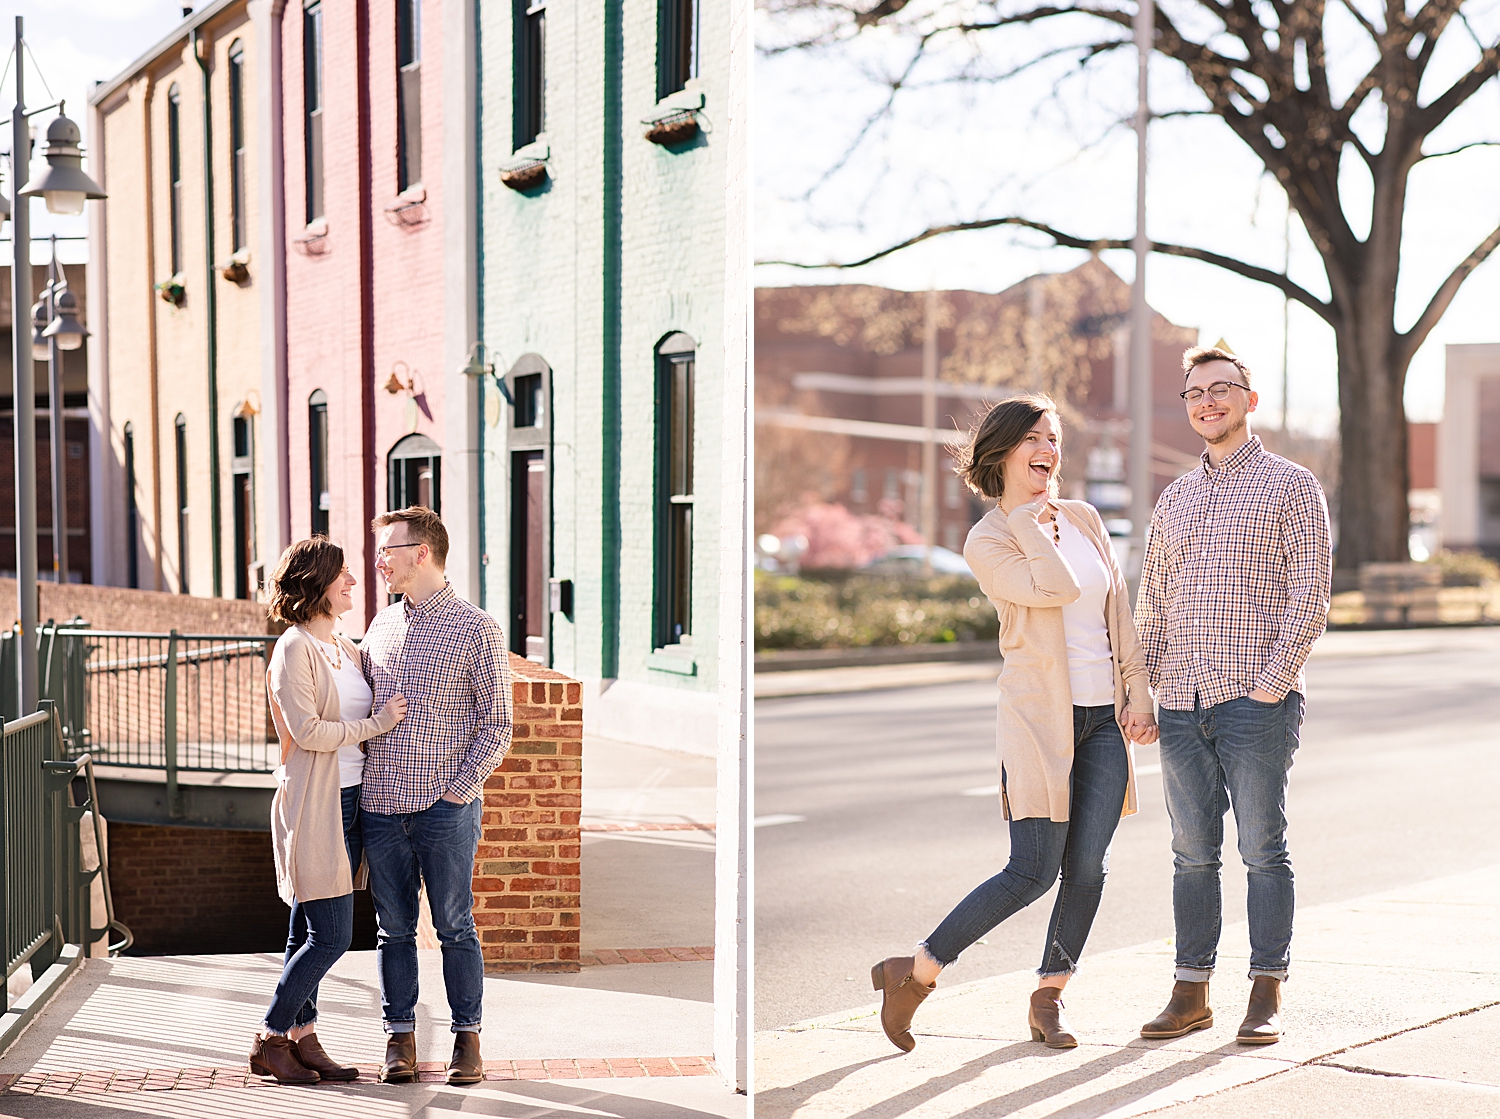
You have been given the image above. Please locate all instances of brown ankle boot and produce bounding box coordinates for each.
[1028,987,1078,1048]
[292,1033,359,1081]
[870,956,935,1053]
[379,1030,418,1083]
[1237,976,1282,1045]
[447,1030,483,1085]
[248,1034,320,1084]
[1140,980,1213,1039]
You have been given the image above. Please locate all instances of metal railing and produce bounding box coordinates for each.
[2,703,130,981]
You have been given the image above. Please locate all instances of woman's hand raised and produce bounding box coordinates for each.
[383,693,409,724]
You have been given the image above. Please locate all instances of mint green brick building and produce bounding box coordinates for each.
[463,0,730,755]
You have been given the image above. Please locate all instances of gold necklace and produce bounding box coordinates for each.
[306,630,342,671]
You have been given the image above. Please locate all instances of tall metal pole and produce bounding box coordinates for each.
[1128,0,1154,586]
[1280,205,1290,432]
[46,235,68,585]
[11,15,38,713]
[920,288,937,574]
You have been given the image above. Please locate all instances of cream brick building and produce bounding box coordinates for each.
[90,0,268,599]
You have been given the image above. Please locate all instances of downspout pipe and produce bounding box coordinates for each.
[192,27,224,598]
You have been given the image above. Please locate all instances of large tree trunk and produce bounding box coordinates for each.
[1333,317,1411,572]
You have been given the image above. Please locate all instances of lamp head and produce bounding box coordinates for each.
[460,343,494,379]
[41,287,87,351]
[20,106,107,215]
[30,300,49,361]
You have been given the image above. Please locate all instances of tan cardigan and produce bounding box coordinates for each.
[964,499,1155,823]
[267,627,398,905]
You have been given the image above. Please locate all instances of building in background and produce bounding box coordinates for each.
[89,0,265,599]
[755,259,1203,561]
[475,0,731,755]
[1440,343,1500,559]
[277,0,451,630]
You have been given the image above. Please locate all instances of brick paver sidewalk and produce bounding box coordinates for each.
[0,1056,716,1096]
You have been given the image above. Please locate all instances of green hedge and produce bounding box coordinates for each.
[754,570,999,650]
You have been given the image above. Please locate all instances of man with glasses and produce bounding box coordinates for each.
[1136,347,1331,1046]
[359,506,512,1085]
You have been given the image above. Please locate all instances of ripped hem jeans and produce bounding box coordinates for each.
[922,704,1129,976]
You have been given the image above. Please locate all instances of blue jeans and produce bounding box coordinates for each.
[1158,692,1304,982]
[264,784,362,1034]
[924,705,1129,975]
[363,797,484,1033]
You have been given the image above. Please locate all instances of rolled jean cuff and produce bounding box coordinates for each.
[384,1020,416,1035]
[452,1022,481,1034]
[1248,968,1289,982]
[1174,966,1213,983]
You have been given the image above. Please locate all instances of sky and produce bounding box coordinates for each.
[3,1,185,264]
[754,0,1500,433]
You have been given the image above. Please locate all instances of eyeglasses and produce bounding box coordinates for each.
[1180,380,1250,404]
[375,543,423,559]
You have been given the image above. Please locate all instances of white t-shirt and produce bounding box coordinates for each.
[305,632,375,788]
[1055,514,1116,707]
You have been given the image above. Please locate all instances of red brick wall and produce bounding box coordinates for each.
[0,579,273,634]
[107,824,290,955]
[476,656,584,973]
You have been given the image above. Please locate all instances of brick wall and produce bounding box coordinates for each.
[107,824,289,955]
[476,656,583,973]
[0,579,272,634]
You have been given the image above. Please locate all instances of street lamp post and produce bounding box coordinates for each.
[34,234,88,587]
[1128,0,1154,589]
[8,15,106,713]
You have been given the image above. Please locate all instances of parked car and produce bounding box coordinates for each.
[860,545,973,577]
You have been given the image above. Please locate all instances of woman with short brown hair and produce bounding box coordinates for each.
[248,538,408,1084]
[871,394,1159,1053]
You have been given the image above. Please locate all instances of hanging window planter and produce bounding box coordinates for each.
[644,109,698,146]
[155,274,186,307]
[500,159,547,192]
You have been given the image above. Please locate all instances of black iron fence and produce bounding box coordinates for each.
[2,623,280,820]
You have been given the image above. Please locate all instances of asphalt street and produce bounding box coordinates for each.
[754,627,1500,1029]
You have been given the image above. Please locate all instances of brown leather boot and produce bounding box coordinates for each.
[292,1033,360,1081]
[1140,980,1213,1039]
[1027,987,1078,1048]
[248,1034,320,1084]
[1237,976,1282,1045]
[870,956,935,1053]
[447,1030,484,1085]
[379,1030,418,1083]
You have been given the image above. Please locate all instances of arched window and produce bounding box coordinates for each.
[655,333,695,647]
[303,1,325,222]
[231,407,256,599]
[167,83,183,274]
[388,433,440,514]
[396,0,422,189]
[174,414,189,594]
[308,389,330,536]
[123,422,139,589]
[228,40,248,252]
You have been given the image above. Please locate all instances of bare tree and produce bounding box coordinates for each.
[760,0,1500,569]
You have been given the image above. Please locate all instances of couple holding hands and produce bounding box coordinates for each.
[246,505,513,1086]
[873,346,1332,1053]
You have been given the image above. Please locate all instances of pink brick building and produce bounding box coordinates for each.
[277,0,448,629]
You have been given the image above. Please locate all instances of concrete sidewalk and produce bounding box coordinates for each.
[0,732,740,1117]
[756,863,1500,1117]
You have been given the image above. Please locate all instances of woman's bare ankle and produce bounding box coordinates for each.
[911,946,944,987]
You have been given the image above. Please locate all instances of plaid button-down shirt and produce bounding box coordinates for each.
[1137,436,1332,710]
[359,583,514,814]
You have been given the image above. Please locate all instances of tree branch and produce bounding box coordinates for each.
[1417,139,1500,162]
[1399,222,1500,365]
[756,216,1334,320]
